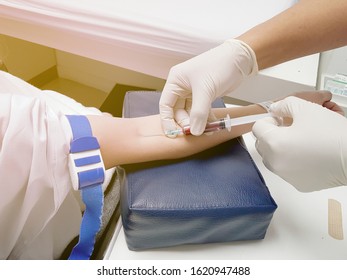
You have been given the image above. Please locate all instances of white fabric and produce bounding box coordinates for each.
[0,0,296,78]
[0,70,110,259]
[252,96,347,192]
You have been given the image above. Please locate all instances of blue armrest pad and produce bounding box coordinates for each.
[121,91,277,251]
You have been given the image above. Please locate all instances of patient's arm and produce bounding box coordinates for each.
[87,91,337,169]
[88,107,254,168]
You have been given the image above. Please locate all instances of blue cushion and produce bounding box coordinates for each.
[120,91,277,250]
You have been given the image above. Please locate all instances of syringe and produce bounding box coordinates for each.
[164,112,272,136]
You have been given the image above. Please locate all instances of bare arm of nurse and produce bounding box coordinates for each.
[238,0,347,69]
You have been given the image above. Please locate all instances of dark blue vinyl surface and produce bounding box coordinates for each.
[121,91,277,250]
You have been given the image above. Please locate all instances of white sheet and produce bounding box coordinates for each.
[0,70,114,259]
[0,0,296,78]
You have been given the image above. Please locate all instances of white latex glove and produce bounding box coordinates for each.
[252,96,347,192]
[159,39,258,136]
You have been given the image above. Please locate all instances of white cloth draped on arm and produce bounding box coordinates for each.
[0,71,106,259]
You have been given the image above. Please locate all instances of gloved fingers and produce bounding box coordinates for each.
[160,76,179,106]
[159,79,189,136]
[252,117,280,159]
[252,116,280,141]
[174,100,216,134]
[197,110,218,136]
[269,96,308,120]
[174,98,191,128]
[207,110,218,123]
[189,93,212,136]
[159,99,178,137]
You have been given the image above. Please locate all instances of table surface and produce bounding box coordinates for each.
[105,123,347,260]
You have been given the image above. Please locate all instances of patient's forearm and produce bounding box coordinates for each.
[87,104,266,169]
[87,90,334,169]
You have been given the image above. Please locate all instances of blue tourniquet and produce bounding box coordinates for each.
[66,115,105,260]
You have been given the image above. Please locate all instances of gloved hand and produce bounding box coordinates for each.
[159,39,258,136]
[252,96,347,192]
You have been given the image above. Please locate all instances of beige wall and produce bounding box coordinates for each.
[0,34,56,81]
[0,34,165,94]
[55,50,165,93]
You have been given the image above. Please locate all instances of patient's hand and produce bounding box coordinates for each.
[289,90,345,116]
[322,100,345,116]
[273,90,345,126]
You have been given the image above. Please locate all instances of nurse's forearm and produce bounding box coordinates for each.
[237,0,347,69]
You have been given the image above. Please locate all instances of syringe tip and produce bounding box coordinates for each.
[164,129,184,137]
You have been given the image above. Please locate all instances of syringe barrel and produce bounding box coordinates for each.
[183,119,226,135]
[182,113,270,136]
